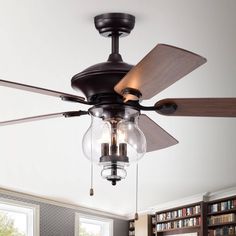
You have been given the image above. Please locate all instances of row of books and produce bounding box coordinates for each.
[209,200,236,213]
[208,213,236,225]
[151,216,156,225]
[208,226,236,236]
[156,205,201,221]
[156,217,201,231]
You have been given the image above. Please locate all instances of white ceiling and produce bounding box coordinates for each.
[0,0,236,217]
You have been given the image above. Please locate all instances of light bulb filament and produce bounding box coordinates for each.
[110,121,118,155]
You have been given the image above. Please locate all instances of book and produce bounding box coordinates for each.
[208,213,236,225]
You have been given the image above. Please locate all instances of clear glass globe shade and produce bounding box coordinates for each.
[117,119,146,162]
[82,115,146,164]
[82,116,111,164]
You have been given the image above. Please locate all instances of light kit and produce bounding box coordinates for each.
[82,105,146,185]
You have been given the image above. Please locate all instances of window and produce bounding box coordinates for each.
[75,213,113,236]
[0,198,39,236]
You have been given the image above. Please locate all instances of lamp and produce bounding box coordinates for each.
[82,105,146,185]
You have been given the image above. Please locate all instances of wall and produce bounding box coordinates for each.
[0,190,128,236]
[135,215,148,236]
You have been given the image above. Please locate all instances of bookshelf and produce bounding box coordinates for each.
[129,195,236,236]
[129,219,135,236]
[155,201,207,236]
[207,196,236,236]
[148,214,156,236]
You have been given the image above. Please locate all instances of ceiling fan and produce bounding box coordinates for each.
[1,13,236,186]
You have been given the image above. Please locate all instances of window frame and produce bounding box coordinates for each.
[75,212,113,236]
[0,197,40,236]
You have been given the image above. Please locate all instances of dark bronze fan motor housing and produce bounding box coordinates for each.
[71,13,135,103]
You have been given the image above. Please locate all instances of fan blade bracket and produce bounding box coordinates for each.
[155,101,178,115]
[155,98,236,117]
[61,95,90,104]
[121,87,142,102]
[63,111,88,118]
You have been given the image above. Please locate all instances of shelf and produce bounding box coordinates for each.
[156,213,201,223]
[208,221,236,227]
[156,225,200,233]
[155,202,202,214]
[155,202,204,235]
[208,208,236,216]
[208,196,236,204]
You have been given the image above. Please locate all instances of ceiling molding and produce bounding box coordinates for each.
[149,192,207,213]
[127,187,236,219]
[208,186,236,201]
[126,192,208,219]
[0,187,128,220]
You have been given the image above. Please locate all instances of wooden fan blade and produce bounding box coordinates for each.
[0,111,87,126]
[138,114,178,152]
[155,98,236,117]
[0,79,85,103]
[115,44,206,100]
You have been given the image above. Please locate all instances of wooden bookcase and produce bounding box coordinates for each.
[207,196,236,236]
[148,214,156,236]
[129,195,236,236]
[155,201,207,236]
[129,219,135,236]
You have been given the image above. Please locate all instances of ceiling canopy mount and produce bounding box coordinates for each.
[94,12,135,37]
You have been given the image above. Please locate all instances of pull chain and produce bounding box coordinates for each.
[134,162,139,220]
[89,119,94,196]
[90,162,94,196]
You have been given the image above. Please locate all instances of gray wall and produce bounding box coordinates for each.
[0,192,128,236]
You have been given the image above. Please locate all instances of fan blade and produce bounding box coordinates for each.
[0,79,85,103]
[155,98,236,117]
[115,44,206,100]
[0,111,87,126]
[138,114,178,152]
